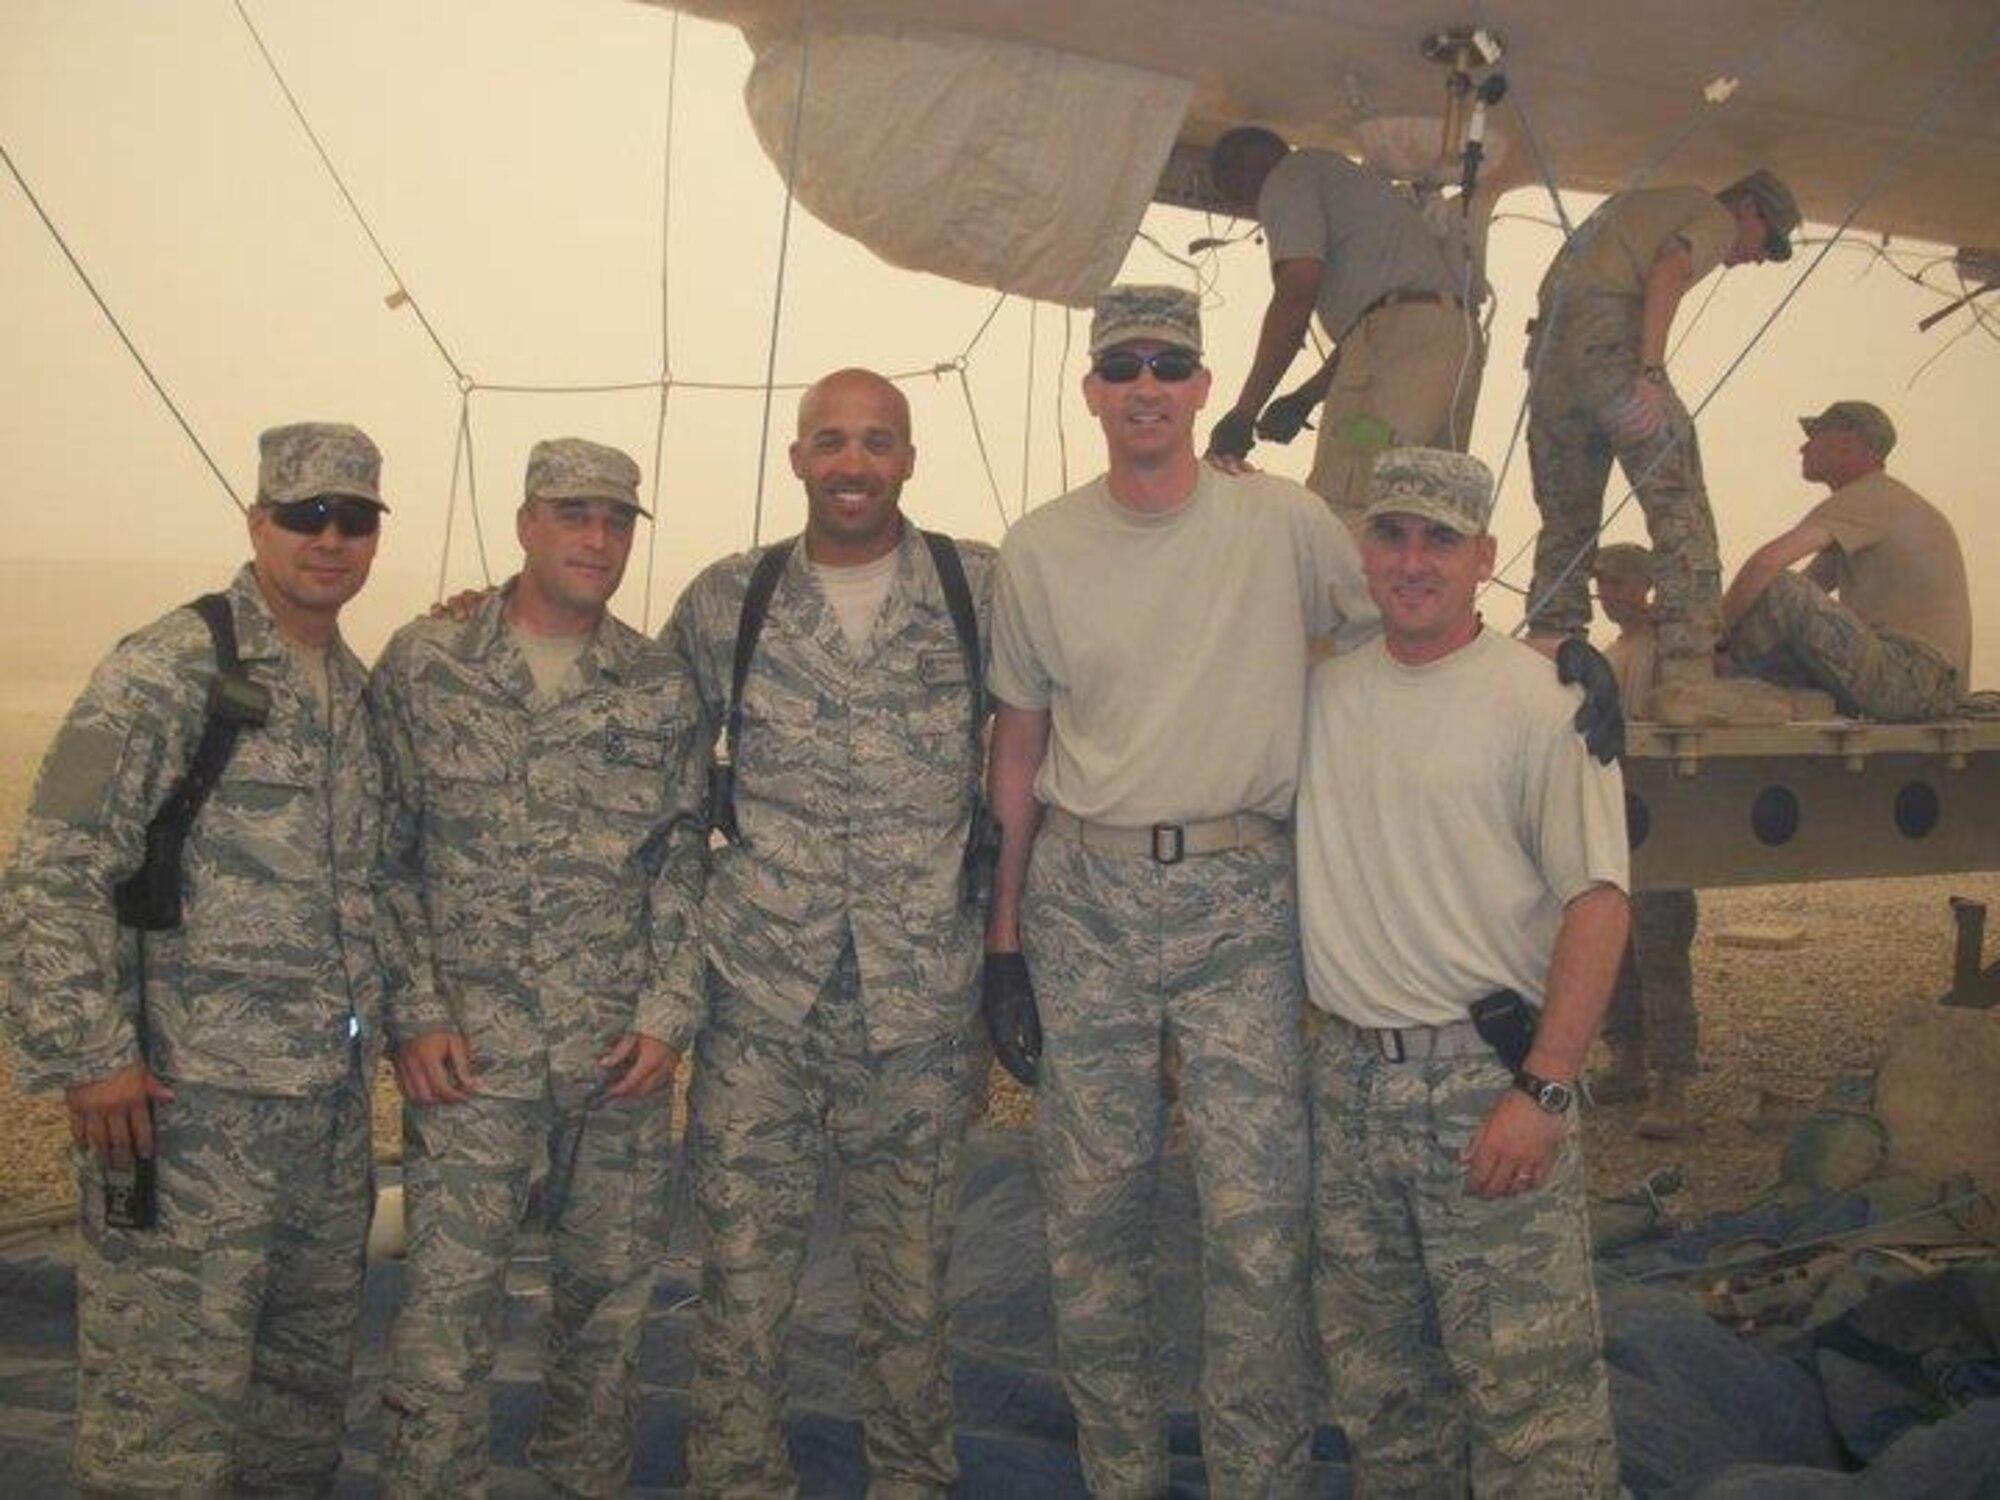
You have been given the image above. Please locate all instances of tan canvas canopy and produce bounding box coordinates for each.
[657,0,2000,300]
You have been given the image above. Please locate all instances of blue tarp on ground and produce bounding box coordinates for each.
[2,1127,1991,1495]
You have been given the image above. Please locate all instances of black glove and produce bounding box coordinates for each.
[1207,409,1257,462]
[981,951,1042,1087]
[1556,638,1625,765]
[1255,389,1318,444]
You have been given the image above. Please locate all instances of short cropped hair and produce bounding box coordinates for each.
[1210,126,1289,178]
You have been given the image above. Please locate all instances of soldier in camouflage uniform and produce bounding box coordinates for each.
[1588,544,1703,1138]
[373,438,702,1497]
[0,422,389,1494]
[668,368,993,1498]
[1525,170,1801,723]
[1295,449,1629,1496]
[1722,401,1969,722]
[984,287,1381,1498]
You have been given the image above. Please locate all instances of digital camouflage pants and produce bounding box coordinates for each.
[1023,830,1314,1500]
[74,1064,372,1496]
[1730,570,1959,720]
[380,1072,675,1498]
[1311,1026,1620,1497]
[686,949,975,1500]
[1527,294,1722,666]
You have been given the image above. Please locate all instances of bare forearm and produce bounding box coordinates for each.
[1523,883,1629,1081]
[1227,271,1319,420]
[1291,351,1339,405]
[1638,250,1693,369]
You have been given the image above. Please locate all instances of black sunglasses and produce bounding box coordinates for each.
[1092,348,1202,384]
[262,497,382,538]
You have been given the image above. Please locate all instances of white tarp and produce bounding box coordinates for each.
[741,24,1193,306]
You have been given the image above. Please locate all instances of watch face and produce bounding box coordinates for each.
[1517,1071,1574,1113]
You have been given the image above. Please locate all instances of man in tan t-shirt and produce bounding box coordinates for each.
[1202,126,1483,532]
[983,283,1378,1498]
[1722,401,1969,720]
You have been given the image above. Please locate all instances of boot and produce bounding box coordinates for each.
[1651,657,1795,726]
[1635,1074,1692,1140]
[1590,1046,1648,1104]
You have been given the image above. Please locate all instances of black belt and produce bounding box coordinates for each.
[1041,807,1286,865]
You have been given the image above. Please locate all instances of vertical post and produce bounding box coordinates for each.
[1946,897,1996,1009]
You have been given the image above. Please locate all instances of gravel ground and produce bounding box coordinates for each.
[3,697,1995,1226]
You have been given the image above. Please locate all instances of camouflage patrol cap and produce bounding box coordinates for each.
[257,422,386,510]
[1721,168,1801,262]
[525,437,649,517]
[1090,283,1203,356]
[1799,400,1896,458]
[1362,447,1495,536]
[1592,542,1654,581]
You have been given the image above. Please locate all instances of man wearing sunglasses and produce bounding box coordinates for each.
[986,289,1624,1495]
[1204,125,1485,535]
[1,422,389,1492]
[983,285,1381,1496]
[372,438,701,1496]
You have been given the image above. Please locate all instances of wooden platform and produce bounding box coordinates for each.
[1624,720,2000,890]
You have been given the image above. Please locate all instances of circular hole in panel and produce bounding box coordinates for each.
[1893,780,1940,840]
[1750,786,1800,847]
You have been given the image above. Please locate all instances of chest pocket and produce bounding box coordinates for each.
[198,717,323,873]
[906,648,977,743]
[604,723,671,771]
[584,721,678,816]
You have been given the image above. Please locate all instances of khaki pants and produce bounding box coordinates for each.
[1309,299,1486,534]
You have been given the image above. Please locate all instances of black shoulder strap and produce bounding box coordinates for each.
[177,595,247,814]
[725,540,795,765]
[919,529,983,738]
[190,593,237,672]
[113,593,256,930]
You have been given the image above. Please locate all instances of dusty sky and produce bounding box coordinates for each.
[3,0,1995,671]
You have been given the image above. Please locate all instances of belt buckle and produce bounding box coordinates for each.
[1374,1028,1407,1063]
[1150,823,1185,865]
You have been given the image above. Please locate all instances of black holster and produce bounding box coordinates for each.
[1469,988,1537,1071]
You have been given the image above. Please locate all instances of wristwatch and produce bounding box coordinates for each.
[1514,1069,1575,1115]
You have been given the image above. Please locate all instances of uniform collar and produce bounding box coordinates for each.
[459,575,640,685]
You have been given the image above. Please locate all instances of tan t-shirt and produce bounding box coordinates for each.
[1296,629,1630,1028]
[510,625,588,704]
[1541,186,1735,302]
[1807,471,1970,681]
[1258,149,1460,336]
[988,467,1377,825]
[810,547,898,654]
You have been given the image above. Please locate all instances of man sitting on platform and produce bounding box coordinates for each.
[1722,401,1968,721]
